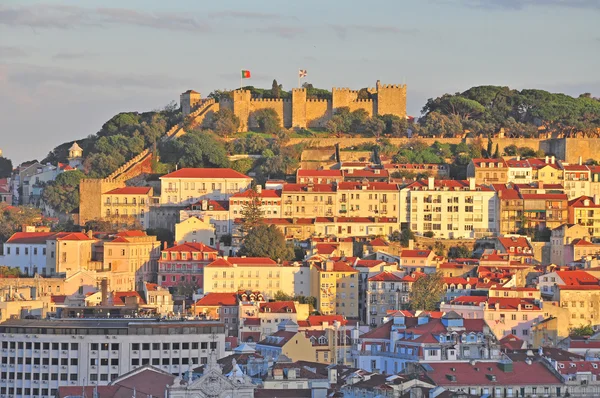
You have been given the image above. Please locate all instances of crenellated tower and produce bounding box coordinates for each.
[375,80,407,119]
[292,88,307,128]
[180,90,202,116]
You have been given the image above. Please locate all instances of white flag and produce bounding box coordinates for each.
[299,69,307,78]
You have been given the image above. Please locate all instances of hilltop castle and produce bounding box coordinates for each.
[180,80,407,131]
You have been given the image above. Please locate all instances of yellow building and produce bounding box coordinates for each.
[282,183,336,218]
[160,168,252,205]
[529,157,563,185]
[101,186,153,228]
[556,286,600,329]
[175,216,216,246]
[311,260,359,318]
[255,328,317,363]
[203,257,311,298]
[337,182,399,217]
[47,232,97,275]
[102,230,161,291]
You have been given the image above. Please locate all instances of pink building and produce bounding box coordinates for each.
[158,242,218,290]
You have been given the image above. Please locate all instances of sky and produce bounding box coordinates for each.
[1,0,599,164]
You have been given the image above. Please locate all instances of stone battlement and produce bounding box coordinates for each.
[180,80,406,131]
[250,98,291,103]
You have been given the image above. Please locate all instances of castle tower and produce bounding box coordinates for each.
[233,89,252,132]
[180,90,202,116]
[375,80,407,119]
[68,142,83,169]
[292,88,307,128]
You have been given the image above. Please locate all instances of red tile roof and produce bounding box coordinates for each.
[316,244,338,255]
[499,334,525,350]
[145,282,159,291]
[406,179,493,191]
[401,249,432,258]
[112,291,145,305]
[368,271,403,282]
[520,193,568,200]
[369,238,389,247]
[471,158,507,168]
[297,170,343,177]
[555,271,599,286]
[443,277,478,286]
[161,168,250,179]
[259,301,297,313]
[103,187,152,195]
[111,237,130,243]
[55,232,94,241]
[257,330,298,347]
[315,261,358,273]
[422,361,562,386]
[205,257,277,267]
[360,320,394,339]
[51,295,67,304]
[450,296,488,305]
[343,169,389,178]
[497,236,532,253]
[569,195,600,208]
[6,232,56,244]
[304,315,347,327]
[195,293,238,307]
[163,242,218,253]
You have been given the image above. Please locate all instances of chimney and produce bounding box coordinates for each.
[87,229,93,239]
[201,199,208,211]
[579,156,583,166]
[545,156,549,164]
[408,239,414,250]
[538,181,543,190]
[328,368,338,384]
[100,279,109,306]
[256,185,262,194]
[469,177,476,191]
[163,241,168,250]
[516,156,521,161]
[551,156,555,165]
[595,195,600,206]
[428,177,434,190]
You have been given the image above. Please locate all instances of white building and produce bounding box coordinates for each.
[400,177,497,239]
[0,232,53,276]
[0,318,226,398]
[159,168,252,206]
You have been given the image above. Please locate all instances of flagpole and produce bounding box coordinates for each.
[298,69,300,89]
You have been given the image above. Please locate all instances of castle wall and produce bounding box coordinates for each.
[332,88,359,110]
[347,100,374,117]
[306,99,332,128]
[248,98,288,129]
[79,178,125,225]
[292,88,307,128]
[376,83,407,119]
[233,90,252,132]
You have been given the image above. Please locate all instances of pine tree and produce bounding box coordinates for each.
[271,79,281,99]
[486,137,493,158]
[240,186,264,235]
[493,143,500,158]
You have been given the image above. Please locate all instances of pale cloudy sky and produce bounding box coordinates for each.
[1,0,599,164]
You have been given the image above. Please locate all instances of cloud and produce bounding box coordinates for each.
[331,24,418,40]
[0,4,209,32]
[209,10,283,20]
[251,25,305,39]
[4,63,187,91]
[52,52,95,60]
[451,0,600,10]
[0,45,27,58]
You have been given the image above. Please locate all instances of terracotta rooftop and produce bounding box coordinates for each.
[195,293,238,307]
[103,187,152,195]
[205,257,278,267]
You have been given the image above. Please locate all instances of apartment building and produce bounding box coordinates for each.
[562,163,591,199]
[496,187,524,235]
[342,169,389,183]
[355,311,501,374]
[282,183,337,218]
[193,293,239,336]
[203,257,311,299]
[337,182,399,218]
[400,178,497,239]
[550,224,591,266]
[238,301,310,342]
[0,318,226,398]
[521,193,568,231]
[180,200,230,241]
[568,195,600,236]
[384,163,450,179]
[100,187,152,228]
[102,231,161,290]
[506,158,533,183]
[229,186,282,219]
[529,157,562,184]
[157,242,218,291]
[1,232,55,276]
[467,158,508,185]
[310,259,359,318]
[296,169,343,184]
[174,216,216,247]
[365,271,405,327]
[159,168,252,205]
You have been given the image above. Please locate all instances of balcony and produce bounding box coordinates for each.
[164,188,178,193]
[339,198,347,203]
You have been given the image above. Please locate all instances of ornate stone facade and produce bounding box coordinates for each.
[167,351,255,398]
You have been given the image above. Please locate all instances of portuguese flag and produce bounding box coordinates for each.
[241,70,251,79]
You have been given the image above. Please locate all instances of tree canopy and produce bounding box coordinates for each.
[160,130,230,169]
[409,272,445,311]
[42,170,86,214]
[0,157,13,179]
[238,224,294,262]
